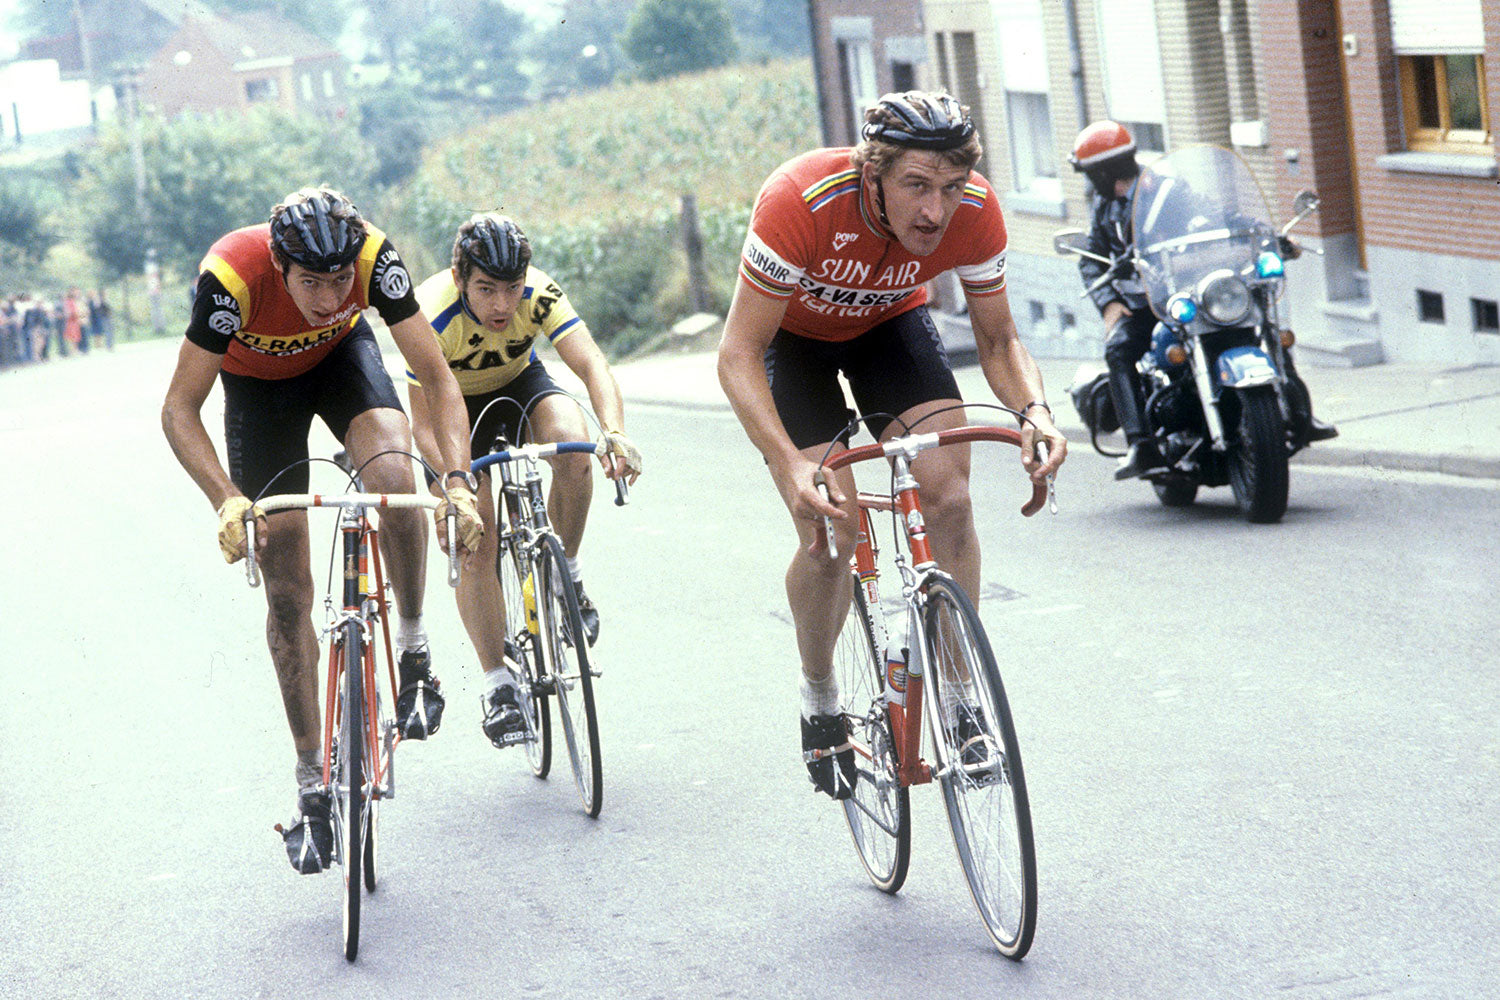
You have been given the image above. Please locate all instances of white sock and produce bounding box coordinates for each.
[566,555,583,582]
[800,673,840,720]
[396,615,427,654]
[295,749,322,790]
[484,664,519,693]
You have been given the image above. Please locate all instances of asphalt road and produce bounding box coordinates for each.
[2,340,1496,998]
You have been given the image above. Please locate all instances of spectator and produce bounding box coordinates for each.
[64,288,86,355]
[89,288,114,349]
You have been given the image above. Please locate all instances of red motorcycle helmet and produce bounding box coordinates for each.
[1070,120,1139,195]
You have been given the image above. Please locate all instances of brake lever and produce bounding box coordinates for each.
[1036,442,1058,515]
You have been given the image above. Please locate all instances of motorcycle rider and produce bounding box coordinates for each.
[1070,120,1336,480]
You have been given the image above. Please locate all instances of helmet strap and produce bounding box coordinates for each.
[872,175,893,233]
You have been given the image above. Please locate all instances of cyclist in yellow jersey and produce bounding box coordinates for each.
[407,213,642,747]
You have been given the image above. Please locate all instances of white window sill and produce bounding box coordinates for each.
[1376,152,1498,178]
[1004,188,1067,218]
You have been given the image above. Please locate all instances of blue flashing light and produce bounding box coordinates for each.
[1167,295,1197,323]
[1256,251,1285,278]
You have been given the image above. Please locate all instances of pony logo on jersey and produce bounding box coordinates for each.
[832,231,859,252]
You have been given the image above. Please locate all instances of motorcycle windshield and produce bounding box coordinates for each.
[1131,146,1277,320]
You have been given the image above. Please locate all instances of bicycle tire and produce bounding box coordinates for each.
[497,526,551,777]
[362,676,382,893]
[536,533,602,817]
[834,575,911,893]
[922,573,1037,959]
[338,621,364,962]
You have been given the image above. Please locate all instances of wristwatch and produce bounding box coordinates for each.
[445,469,478,491]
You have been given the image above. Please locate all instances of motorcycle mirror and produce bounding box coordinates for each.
[1052,228,1089,256]
[1292,190,1320,216]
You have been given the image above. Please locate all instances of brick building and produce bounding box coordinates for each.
[807,0,1500,366]
[137,11,348,120]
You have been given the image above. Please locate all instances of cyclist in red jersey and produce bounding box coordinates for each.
[162,187,483,873]
[718,92,1067,799]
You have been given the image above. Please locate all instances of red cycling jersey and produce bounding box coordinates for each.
[188,222,418,379]
[738,147,1009,343]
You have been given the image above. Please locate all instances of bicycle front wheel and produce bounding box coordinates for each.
[536,533,602,817]
[922,574,1036,959]
[834,575,910,893]
[498,529,550,777]
[336,621,365,962]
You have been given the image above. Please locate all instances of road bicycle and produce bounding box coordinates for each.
[246,456,459,962]
[472,438,628,819]
[816,419,1053,958]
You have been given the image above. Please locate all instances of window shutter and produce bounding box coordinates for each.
[991,0,1048,93]
[1095,0,1166,124]
[1388,0,1484,54]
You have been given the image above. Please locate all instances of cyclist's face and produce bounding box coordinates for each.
[875,151,972,257]
[280,262,356,326]
[459,270,526,332]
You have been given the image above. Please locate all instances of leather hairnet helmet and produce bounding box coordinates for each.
[861,91,976,151]
[456,213,528,281]
[269,188,366,272]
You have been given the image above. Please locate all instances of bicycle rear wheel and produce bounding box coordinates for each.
[336,622,365,962]
[834,575,910,893]
[922,573,1036,959]
[537,533,602,817]
[498,528,550,777]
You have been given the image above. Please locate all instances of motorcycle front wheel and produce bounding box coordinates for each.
[1228,387,1289,523]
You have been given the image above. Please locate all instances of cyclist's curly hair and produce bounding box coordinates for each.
[266,186,368,272]
[849,95,984,177]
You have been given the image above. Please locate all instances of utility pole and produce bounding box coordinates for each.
[120,70,163,335]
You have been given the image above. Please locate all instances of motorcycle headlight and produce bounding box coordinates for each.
[1167,294,1197,323]
[1197,270,1252,325]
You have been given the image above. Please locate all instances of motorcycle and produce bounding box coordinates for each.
[1054,145,1322,524]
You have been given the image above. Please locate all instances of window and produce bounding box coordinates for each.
[1472,297,1499,333]
[835,36,877,144]
[891,61,915,93]
[1028,300,1046,332]
[991,0,1058,195]
[1399,55,1489,150]
[323,69,336,98]
[1390,0,1489,151]
[244,77,278,102]
[1096,0,1167,153]
[300,73,313,102]
[1417,289,1445,323]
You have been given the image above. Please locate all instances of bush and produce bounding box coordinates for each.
[391,60,815,355]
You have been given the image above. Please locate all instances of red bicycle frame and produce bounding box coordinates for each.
[823,425,1047,789]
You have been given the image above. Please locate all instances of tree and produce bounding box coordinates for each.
[76,108,378,279]
[531,0,633,96]
[621,0,737,83]
[726,0,810,59]
[407,2,528,102]
[0,174,59,264]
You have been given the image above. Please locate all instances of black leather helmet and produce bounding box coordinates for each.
[456,213,529,281]
[860,92,976,151]
[269,189,366,272]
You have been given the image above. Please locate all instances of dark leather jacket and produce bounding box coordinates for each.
[1078,179,1148,315]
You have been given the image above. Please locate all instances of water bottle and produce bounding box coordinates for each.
[885,647,908,706]
[522,571,540,635]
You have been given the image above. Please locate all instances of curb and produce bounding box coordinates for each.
[627,391,1500,481]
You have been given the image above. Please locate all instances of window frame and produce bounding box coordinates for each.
[1398,53,1491,153]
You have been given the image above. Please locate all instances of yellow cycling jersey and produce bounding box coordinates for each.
[408,265,584,395]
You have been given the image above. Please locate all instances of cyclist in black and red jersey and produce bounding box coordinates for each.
[718,92,1067,800]
[162,187,483,874]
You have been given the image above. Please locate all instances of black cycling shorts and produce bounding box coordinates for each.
[464,360,569,471]
[221,318,404,498]
[764,305,961,449]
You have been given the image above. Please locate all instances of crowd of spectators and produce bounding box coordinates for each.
[0,288,114,367]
